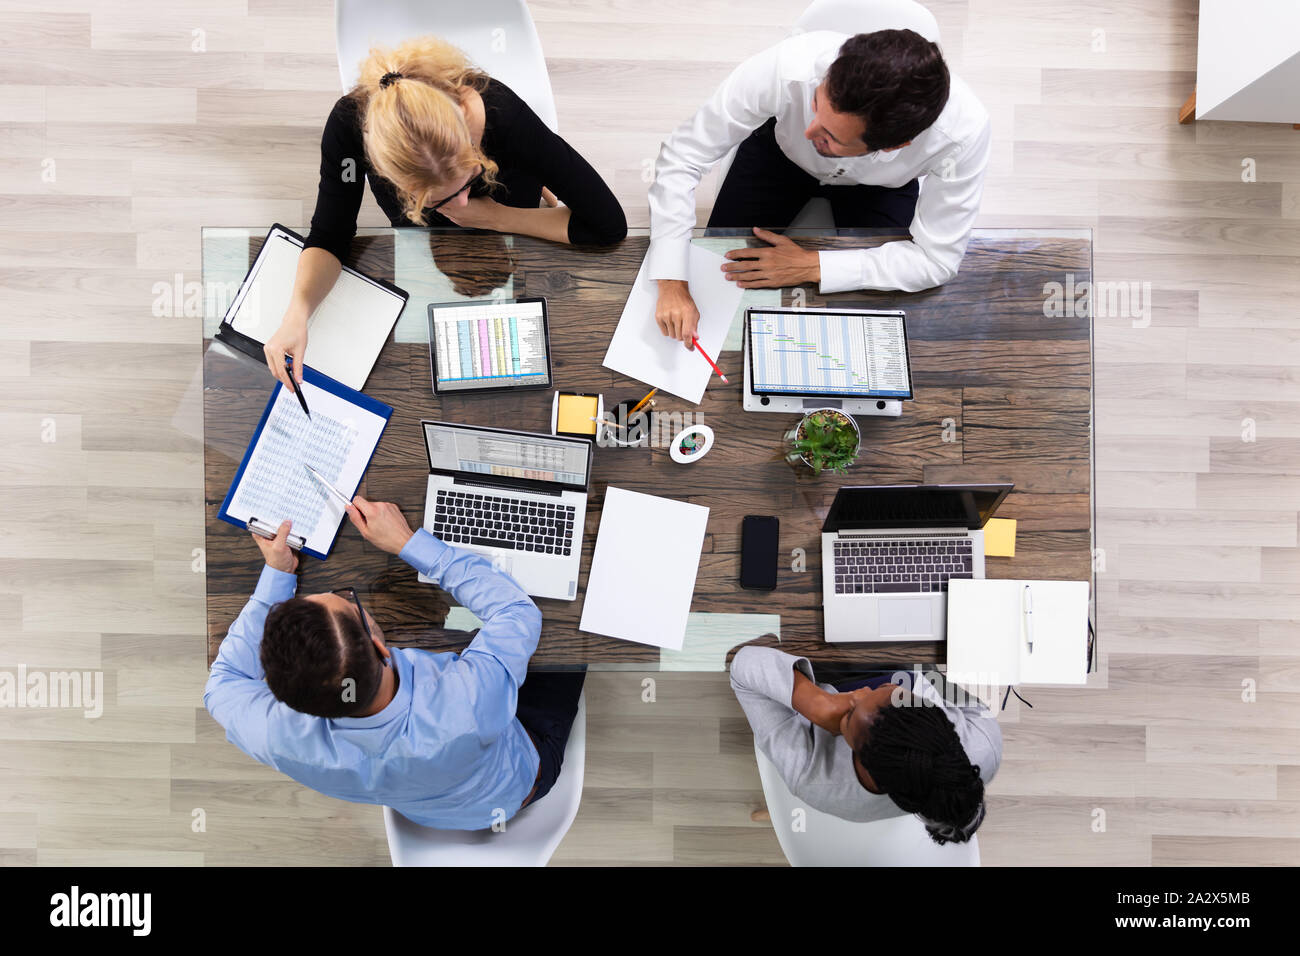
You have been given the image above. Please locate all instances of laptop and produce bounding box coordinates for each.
[821,483,1012,642]
[418,420,592,601]
[743,306,910,417]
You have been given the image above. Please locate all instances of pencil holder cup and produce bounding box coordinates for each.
[596,401,652,448]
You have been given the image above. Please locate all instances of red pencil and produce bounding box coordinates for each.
[691,337,729,384]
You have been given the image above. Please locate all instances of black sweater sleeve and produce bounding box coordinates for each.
[302,96,367,262]
[489,86,627,246]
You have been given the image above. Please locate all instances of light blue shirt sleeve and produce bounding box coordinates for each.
[398,530,542,742]
[203,563,298,763]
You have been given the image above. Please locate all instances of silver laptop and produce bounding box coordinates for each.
[418,420,592,601]
[822,483,1012,642]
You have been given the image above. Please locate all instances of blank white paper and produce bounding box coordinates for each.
[229,232,404,391]
[602,243,743,404]
[579,487,710,650]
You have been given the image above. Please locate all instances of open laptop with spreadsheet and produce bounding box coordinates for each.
[418,421,591,601]
[822,483,1012,642]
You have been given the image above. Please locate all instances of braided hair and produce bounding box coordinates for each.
[857,691,986,844]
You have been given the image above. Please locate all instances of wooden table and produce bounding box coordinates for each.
[202,228,1093,670]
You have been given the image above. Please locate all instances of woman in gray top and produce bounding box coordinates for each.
[730,645,1002,844]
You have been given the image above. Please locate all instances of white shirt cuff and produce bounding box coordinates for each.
[817,249,870,295]
[646,236,691,282]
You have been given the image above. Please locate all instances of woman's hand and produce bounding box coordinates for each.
[791,669,852,735]
[439,197,505,231]
[264,312,308,388]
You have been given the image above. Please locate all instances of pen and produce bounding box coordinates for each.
[691,338,728,384]
[304,463,352,507]
[285,357,311,419]
[628,388,658,416]
[1023,584,1034,654]
[247,516,305,550]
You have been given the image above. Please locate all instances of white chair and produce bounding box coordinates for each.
[383,694,586,866]
[753,740,980,866]
[334,0,559,132]
[794,0,939,41]
[709,0,942,228]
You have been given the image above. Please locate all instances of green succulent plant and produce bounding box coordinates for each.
[786,410,859,475]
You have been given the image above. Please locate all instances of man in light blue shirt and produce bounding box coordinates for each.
[204,496,584,831]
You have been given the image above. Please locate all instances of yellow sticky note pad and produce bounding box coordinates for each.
[984,518,1017,557]
[556,394,599,435]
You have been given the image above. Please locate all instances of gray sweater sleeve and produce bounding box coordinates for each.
[728,645,818,789]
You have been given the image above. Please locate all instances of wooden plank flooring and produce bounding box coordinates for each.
[0,0,1296,865]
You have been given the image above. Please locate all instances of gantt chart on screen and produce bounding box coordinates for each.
[749,311,910,397]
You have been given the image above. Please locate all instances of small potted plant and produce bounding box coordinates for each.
[784,408,861,475]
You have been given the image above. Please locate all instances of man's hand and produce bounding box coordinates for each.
[655,279,700,348]
[264,313,308,388]
[439,197,504,231]
[345,495,415,555]
[722,227,821,289]
[253,519,298,574]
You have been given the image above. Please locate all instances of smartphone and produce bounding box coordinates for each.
[740,515,779,590]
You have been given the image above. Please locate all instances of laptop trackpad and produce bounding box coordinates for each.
[878,598,934,638]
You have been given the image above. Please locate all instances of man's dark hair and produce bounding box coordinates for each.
[857,690,986,844]
[823,29,950,150]
[261,597,382,718]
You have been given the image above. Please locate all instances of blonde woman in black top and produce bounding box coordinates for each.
[265,36,626,388]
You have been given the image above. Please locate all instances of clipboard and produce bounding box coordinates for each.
[218,366,393,561]
[214,223,409,391]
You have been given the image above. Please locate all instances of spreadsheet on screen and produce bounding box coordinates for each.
[432,300,550,391]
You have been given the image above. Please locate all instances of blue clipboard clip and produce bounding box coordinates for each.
[247,516,306,552]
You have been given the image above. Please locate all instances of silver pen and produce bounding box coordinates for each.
[1023,584,1034,654]
[304,463,353,507]
[247,516,305,551]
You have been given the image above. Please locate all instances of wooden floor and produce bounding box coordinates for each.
[0,0,1296,866]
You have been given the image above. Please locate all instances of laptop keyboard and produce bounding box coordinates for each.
[833,537,974,594]
[434,489,576,556]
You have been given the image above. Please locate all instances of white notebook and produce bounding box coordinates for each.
[946,579,1091,687]
[579,487,709,650]
[221,226,406,391]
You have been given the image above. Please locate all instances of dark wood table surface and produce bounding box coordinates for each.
[203,229,1093,669]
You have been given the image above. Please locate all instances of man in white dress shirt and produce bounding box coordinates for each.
[648,29,992,346]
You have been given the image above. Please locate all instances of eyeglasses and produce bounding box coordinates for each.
[332,587,390,669]
[428,164,485,211]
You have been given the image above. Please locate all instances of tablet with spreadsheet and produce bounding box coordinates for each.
[746,307,913,400]
[428,297,553,395]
